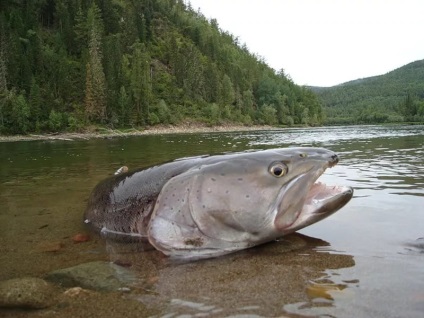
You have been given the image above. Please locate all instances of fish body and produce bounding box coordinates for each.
[84,148,353,259]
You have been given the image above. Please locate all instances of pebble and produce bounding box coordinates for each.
[72,233,90,243]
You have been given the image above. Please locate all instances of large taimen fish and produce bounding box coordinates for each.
[84,148,353,259]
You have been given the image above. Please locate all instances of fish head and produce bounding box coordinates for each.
[147,148,353,259]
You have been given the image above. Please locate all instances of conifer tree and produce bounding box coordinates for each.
[84,3,107,123]
[130,41,151,125]
[29,77,42,129]
[0,20,7,129]
[0,36,6,95]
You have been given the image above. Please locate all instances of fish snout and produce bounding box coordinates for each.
[329,154,339,167]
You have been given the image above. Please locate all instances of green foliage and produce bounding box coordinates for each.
[257,104,278,125]
[0,0,325,134]
[10,90,31,134]
[313,60,424,124]
[155,99,172,124]
[203,103,221,125]
[129,41,151,125]
[85,3,107,123]
[48,109,66,132]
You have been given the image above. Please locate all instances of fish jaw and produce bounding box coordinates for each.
[273,163,353,234]
[290,183,353,232]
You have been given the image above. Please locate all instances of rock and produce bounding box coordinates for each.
[71,233,90,243]
[0,277,58,309]
[63,287,92,297]
[45,261,136,292]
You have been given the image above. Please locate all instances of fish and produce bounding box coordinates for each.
[84,148,353,260]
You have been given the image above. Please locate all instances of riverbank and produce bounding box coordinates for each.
[0,124,278,143]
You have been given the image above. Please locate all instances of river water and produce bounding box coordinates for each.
[0,125,423,317]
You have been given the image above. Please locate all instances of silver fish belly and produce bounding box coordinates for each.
[84,148,353,259]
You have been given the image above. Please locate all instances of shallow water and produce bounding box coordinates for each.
[0,125,423,317]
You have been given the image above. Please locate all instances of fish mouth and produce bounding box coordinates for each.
[275,166,353,233]
[301,182,353,218]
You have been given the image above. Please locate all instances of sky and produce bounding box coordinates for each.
[188,0,424,87]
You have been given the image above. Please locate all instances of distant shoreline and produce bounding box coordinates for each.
[0,124,279,143]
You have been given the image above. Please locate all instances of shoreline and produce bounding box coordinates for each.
[0,124,279,143]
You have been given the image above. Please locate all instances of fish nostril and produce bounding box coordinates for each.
[330,154,339,166]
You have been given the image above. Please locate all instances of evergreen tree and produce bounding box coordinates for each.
[0,32,6,94]
[220,74,235,106]
[241,89,255,118]
[130,41,151,125]
[0,18,8,130]
[12,91,31,134]
[117,85,130,126]
[29,77,42,129]
[84,3,107,123]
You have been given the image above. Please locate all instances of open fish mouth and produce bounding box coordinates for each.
[275,161,353,233]
[305,182,353,215]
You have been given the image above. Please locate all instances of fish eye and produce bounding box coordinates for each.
[269,163,288,178]
[299,153,307,158]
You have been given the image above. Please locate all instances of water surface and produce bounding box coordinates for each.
[0,125,423,317]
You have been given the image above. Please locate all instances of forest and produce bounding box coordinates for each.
[312,59,424,125]
[0,0,324,134]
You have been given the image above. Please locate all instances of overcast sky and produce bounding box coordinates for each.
[188,0,424,87]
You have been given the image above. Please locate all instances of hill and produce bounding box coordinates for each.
[0,0,323,134]
[311,59,424,124]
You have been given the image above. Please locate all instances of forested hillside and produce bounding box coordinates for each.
[312,60,424,124]
[0,0,323,134]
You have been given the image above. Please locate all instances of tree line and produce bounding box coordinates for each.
[0,0,323,134]
[312,60,424,125]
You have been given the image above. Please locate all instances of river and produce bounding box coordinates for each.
[0,125,423,317]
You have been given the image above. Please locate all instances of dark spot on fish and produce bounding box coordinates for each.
[238,178,243,181]
[202,205,206,209]
[246,195,250,198]
[184,237,204,247]
[220,173,226,176]
[226,190,229,194]
[211,177,216,182]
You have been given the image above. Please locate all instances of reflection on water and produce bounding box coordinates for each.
[0,124,423,317]
[103,233,355,317]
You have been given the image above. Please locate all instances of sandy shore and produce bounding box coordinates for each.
[0,124,279,143]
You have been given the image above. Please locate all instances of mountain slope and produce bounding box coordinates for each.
[311,60,424,124]
[0,0,323,134]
